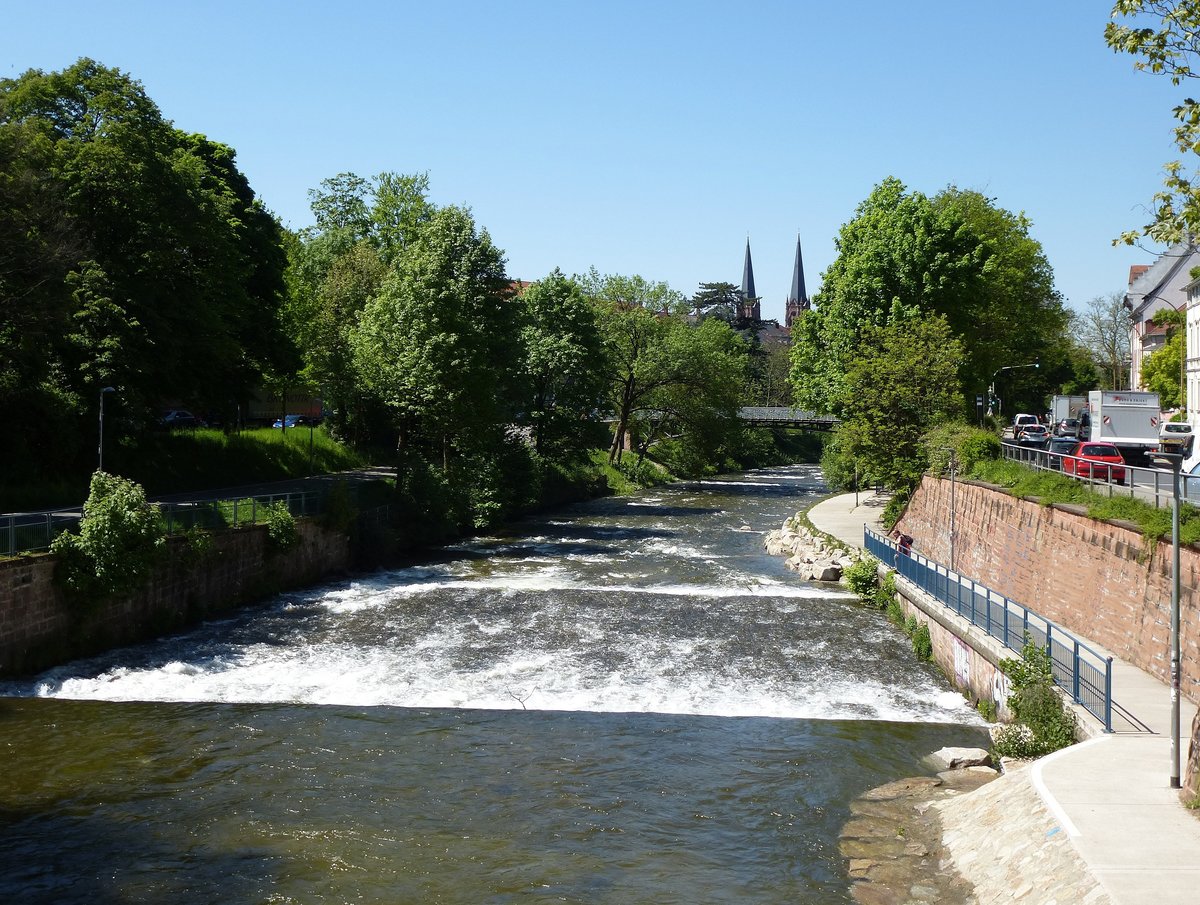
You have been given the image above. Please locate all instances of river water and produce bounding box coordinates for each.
[0,465,987,904]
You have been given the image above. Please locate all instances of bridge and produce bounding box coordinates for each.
[738,406,839,430]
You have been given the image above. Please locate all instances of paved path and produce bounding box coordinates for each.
[807,490,1200,905]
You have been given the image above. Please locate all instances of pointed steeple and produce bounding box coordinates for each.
[741,238,757,301]
[785,233,811,329]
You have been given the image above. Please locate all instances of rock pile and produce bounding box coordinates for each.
[763,514,858,582]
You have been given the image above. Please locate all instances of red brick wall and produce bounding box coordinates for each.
[0,521,350,676]
[896,476,1200,703]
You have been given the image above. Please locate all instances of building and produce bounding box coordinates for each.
[785,233,810,329]
[1124,244,1200,389]
[739,239,761,322]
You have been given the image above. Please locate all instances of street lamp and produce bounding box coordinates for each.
[941,448,958,571]
[1151,449,1183,789]
[987,361,1040,417]
[98,386,116,472]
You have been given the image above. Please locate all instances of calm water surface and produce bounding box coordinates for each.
[0,466,987,903]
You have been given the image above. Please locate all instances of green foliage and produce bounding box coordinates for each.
[1141,308,1186,409]
[319,481,358,534]
[882,490,910,531]
[1107,1,1200,245]
[923,422,1001,475]
[873,571,897,611]
[790,178,1067,416]
[969,458,1200,544]
[976,698,997,722]
[995,637,1077,758]
[263,501,299,554]
[844,555,880,600]
[885,597,905,625]
[50,472,165,598]
[911,622,933,661]
[828,307,966,493]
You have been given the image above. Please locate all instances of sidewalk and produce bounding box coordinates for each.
[807,490,1200,905]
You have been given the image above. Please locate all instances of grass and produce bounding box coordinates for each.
[3,426,369,511]
[970,458,1200,545]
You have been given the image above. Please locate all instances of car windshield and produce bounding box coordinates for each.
[1081,445,1119,456]
[1164,424,1190,433]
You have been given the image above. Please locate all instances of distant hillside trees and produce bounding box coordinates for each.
[0,58,293,479]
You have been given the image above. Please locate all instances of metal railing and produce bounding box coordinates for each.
[2,489,325,557]
[1001,440,1198,509]
[865,526,1114,731]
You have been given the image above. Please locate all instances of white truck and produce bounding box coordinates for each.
[1050,394,1087,425]
[1083,390,1162,463]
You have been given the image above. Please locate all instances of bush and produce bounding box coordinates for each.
[872,571,897,610]
[843,555,880,600]
[911,622,933,660]
[881,489,909,530]
[995,636,1077,757]
[923,422,1001,475]
[885,597,905,625]
[263,501,299,553]
[50,471,166,598]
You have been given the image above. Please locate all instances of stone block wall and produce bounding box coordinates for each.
[0,520,350,677]
[895,476,1200,703]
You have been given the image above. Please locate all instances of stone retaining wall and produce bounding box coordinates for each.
[0,520,351,676]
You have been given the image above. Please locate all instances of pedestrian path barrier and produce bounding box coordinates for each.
[2,490,324,557]
[865,526,1114,731]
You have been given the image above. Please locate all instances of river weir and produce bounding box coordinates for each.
[0,465,989,903]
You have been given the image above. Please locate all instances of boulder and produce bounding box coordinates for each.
[810,562,843,582]
[927,746,993,770]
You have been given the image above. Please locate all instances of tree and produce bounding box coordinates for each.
[790,178,1066,416]
[0,59,293,479]
[1107,1,1200,244]
[519,269,608,458]
[1141,307,1186,406]
[1075,292,1133,389]
[352,205,518,464]
[832,307,965,489]
[690,281,741,322]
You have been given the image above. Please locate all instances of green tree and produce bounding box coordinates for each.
[691,281,741,322]
[790,178,1065,416]
[832,307,965,489]
[0,59,293,479]
[519,269,608,458]
[1141,307,1186,407]
[352,205,518,464]
[1107,1,1200,244]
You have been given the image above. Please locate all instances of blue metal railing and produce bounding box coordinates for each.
[865,526,1113,731]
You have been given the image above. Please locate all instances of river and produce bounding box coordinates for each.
[0,465,988,904]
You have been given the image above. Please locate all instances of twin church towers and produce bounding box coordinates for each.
[739,235,811,328]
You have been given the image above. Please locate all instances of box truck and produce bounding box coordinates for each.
[1050,394,1087,424]
[1084,390,1161,463]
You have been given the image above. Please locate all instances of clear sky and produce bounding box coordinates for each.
[2,1,1186,321]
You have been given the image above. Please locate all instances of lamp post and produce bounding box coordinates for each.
[941,447,958,571]
[98,386,116,473]
[987,361,1040,418]
[1151,449,1183,789]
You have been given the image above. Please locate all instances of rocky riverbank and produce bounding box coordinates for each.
[841,749,1111,905]
[763,512,858,581]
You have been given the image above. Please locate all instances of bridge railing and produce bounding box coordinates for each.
[2,489,325,557]
[865,526,1113,732]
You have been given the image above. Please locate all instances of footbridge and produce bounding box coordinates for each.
[738,406,838,430]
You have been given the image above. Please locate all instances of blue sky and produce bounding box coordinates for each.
[2,1,1186,321]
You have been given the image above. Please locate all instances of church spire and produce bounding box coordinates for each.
[785,233,810,329]
[740,237,760,322]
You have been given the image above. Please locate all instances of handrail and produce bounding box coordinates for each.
[865,526,1114,731]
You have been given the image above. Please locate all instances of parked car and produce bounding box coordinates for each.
[1047,436,1078,469]
[1054,418,1080,438]
[1159,421,1194,456]
[1017,424,1050,447]
[1013,413,1040,438]
[161,409,205,429]
[1063,442,1126,484]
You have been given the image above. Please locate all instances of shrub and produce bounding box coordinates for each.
[991,723,1044,759]
[885,597,905,625]
[873,571,897,610]
[882,489,909,530]
[995,636,1077,757]
[844,555,880,600]
[50,471,166,598]
[263,501,299,553]
[911,621,933,660]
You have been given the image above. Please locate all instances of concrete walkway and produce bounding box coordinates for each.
[807,490,1200,905]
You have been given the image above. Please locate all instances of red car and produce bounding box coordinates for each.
[1062,442,1126,484]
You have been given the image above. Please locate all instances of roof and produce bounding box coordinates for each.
[1125,242,1200,318]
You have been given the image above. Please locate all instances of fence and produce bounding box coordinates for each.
[2,490,325,557]
[1001,440,1199,510]
[865,526,1114,731]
